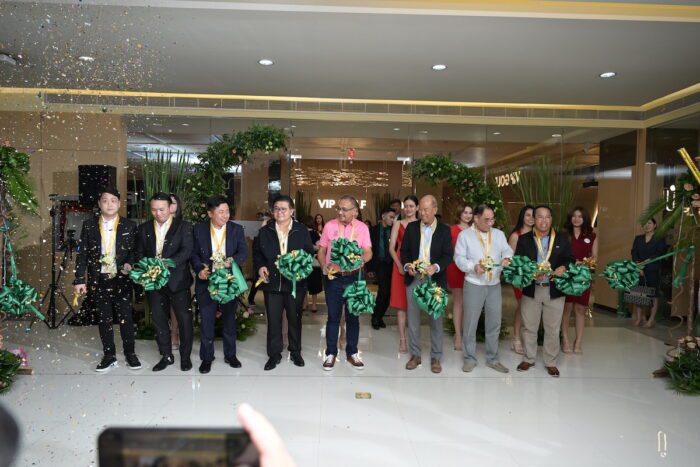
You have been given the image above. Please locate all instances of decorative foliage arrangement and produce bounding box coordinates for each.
[665,336,700,395]
[0,349,21,394]
[183,125,287,222]
[0,146,39,217]
[516,157,577,230]
[371,192,396,223]
[135,150,191,220]
[413,154,507,227]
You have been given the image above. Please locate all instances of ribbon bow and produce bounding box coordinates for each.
[601,260,641,291]
[129,257,175,291]
[553,263,592,296]
[276,249,313,298]
[0,229,44,320]
[502,255,538,289]
[412,279,449,319]
[330,238,363,272]
[343,280,376,317]
[208,262,248,304]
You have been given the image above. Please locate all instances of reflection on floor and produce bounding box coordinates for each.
[3,303,698,467]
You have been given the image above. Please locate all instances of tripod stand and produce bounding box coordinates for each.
[42,197,77,329]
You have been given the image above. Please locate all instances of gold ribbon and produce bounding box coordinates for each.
[476,228,493,281]
[99,215,120,274]
[534,228,556,276]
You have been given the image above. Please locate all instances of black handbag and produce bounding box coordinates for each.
[623,277,655,307]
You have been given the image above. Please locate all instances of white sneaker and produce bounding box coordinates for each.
[322,354,336,371]
[347,353,365,370]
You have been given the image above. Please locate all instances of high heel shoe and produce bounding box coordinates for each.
[399,337,408,354]
[511,338,524,355]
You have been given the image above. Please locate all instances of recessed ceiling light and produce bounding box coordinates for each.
[181,123,189,127]
[290,125,296,128]
[419,130,428,134]
[78,56,95,62]
[599,71,616,78]
[258,59,274,66]
[431,64,447,71]
[393,128,401,131]
[492,132,501,136]
[552,133,562,137]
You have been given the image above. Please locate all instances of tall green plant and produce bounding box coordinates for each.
[138,150,191,219]
[516,157,577,230]
[294,190,311,223]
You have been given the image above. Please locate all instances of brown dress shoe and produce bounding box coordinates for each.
[545,366,560,377]
[347,353,365,370]
[430,358,442,374]
[517,361,535,372]
[405,356,421,370]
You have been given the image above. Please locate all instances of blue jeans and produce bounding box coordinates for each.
[324,274,360,357]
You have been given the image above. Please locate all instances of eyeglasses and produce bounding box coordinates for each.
[481,218,495,224]
[336,206,356,213]
[273,207,290,213]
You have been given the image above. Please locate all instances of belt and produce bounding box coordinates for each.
[535,282,550,287]
[339,269,361,277]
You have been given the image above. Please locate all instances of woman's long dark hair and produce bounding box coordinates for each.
[169,193,183,219]
[510,204,534,236]
[565,206,594,237]
[314,214,325,233]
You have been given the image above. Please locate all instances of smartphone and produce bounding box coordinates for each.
[98,427,259,467]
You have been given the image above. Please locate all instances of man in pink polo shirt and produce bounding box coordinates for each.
[317,195,373,370]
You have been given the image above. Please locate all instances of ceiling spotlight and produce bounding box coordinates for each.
[290,154,302,160]
[78,56,95,62]
[552,133,562,138]
[181,123,190,127]
[431,64,447,71]
[258,59,274,66]
[419,130,429,134]
[290,125,296,128]
[393,128,401,131]
[599,71,616,78]
[492,132,501,136]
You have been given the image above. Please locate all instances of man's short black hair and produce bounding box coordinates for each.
[206,195,229,211]
[474,204,493,217]
[99,186,120,200]
[380,207,395,216]
[150,192,172,204]
[389,198,402,206]
[271,195,295,209]
[533,204,553,216]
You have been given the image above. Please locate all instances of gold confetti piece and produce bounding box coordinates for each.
[355,392,371,399]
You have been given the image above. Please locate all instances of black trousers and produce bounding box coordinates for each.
[197,291,237,362]
[264,289,305,358]
[147,287,193,358]
[96,275,135,357]
[372,260,393,323]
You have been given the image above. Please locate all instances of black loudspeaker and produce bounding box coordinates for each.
[79,165,117,208]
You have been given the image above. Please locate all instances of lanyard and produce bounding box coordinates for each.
[99,216,119,257]
[420,219,437,263]
[210,223,226,254]
[476,228,493,281]
[154,218,171,257]
[534,228,556,267]
[276,221,293,255]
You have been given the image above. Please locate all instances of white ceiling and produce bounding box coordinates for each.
[1,1,699,105]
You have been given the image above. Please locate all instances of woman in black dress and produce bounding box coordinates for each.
[303,216,323,312]
[631,218,667,328]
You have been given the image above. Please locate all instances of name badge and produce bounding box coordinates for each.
[584,238,591,244]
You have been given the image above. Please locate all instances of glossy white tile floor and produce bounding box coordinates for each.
[2,313,700,467]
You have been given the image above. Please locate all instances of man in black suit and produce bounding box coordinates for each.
[135,192,194,372]
[515,204,574,377]
[400,195,453,374]
[191,195,248,374]
[74,187,141,372]
[368,207,396,330]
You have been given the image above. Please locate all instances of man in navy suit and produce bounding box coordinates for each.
[191,195,248,374]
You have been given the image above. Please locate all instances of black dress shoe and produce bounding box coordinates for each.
[264,356,282,371]
[152,355,174,372]
[379,320,387,329]
[225,356,242,368]
[371,321,381,330]
[199,360,212,374]
[290,353,305,367]
[181,358,193,372]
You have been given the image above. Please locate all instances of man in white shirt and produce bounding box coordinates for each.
[454,205,512,373]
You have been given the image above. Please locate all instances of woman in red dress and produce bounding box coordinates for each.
[446,204,473,350]
[561,206,597,354]
[388,195,418,354]
[507,205,534,354]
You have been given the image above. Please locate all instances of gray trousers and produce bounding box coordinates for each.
[520,286,566,366]
[406,277,443,361]
[463,281,502,364]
